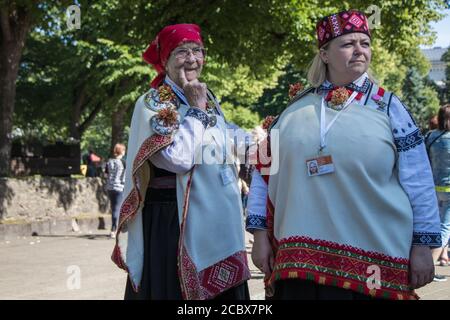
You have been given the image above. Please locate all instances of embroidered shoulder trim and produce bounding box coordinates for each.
[346,77,371,94]
[363,84,389,114]
[318,77,370,94]
[370,86,389,112]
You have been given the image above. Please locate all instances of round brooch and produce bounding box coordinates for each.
[208,115,217,127]
[288,82,304,100]
[150,107,180,136]
[144,86,179,112]
[328,87,350,110]
[262,115,276,130]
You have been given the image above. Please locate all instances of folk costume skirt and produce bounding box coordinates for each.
[271,279,376,300]
[124,187,250,300]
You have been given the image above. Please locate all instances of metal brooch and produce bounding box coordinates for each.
[144,89,179,112]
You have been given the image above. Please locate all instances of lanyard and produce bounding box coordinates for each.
[319,91,358,152]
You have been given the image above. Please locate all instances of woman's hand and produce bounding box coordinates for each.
[409,246,435,289]
[179,67,207,111]
[251,230,274,277]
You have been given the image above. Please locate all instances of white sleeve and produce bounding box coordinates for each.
[150,115,206,174]
[389,94,441,247]
[245,169,269,233]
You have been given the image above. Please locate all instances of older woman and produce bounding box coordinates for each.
[111,24,251,300]
[427,104,450,270]
[246,10,441,299]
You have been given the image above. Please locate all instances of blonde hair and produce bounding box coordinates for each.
[307,42,377,87]
[113,143,126,157]
[307,52,328,88]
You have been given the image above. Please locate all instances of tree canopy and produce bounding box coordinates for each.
[7,0,447,162]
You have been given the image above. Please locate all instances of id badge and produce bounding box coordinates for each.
[221,166,236,185]
[306,155,335,177]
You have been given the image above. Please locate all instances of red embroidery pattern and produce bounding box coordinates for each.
[111,134,173,290]
[177,169,250,300]
[316,10,370,48]
[132,135,173,176]
[199,251,250,299]
[179,248,204,299]
[266,235,417,300]
[177,170,195,299]
[180,249,251,300]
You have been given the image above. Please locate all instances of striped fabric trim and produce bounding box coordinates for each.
[412,232,442,247]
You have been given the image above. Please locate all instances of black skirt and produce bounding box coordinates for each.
[270,279,376,300]
[124,187,249,300]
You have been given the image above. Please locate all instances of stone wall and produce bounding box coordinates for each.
[0,176,110,223]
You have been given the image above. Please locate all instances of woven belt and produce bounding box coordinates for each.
[149,176,176,189]
[436,186,450,193]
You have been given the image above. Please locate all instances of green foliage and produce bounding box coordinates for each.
[254,63,308,117]
[13,0,448,153]
[80,112,130,160]
[402,67,440,131]
[221,102,261,130]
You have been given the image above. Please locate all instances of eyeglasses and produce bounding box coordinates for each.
[172,47,205,59]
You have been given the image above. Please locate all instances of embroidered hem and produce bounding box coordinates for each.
[111,134,173,291]
[177,169,251,300]
[266,236,418,300]
[179,249,250,300]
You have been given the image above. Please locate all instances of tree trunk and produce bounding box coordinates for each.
[69,85,88,142]
[109,104,131,158]
[78,101,103,137]
[0,6,32,176]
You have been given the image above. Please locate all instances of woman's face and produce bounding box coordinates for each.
[320,33,371,84]
[165,42,205,87]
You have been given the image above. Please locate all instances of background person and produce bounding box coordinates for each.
[427,104,450,273]
[105,143,126,239]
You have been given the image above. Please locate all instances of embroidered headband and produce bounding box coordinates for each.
[316,10,371,48]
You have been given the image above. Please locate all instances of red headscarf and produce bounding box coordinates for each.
[143,23,204,88]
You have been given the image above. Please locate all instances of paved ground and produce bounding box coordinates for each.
[0,230,448,300]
